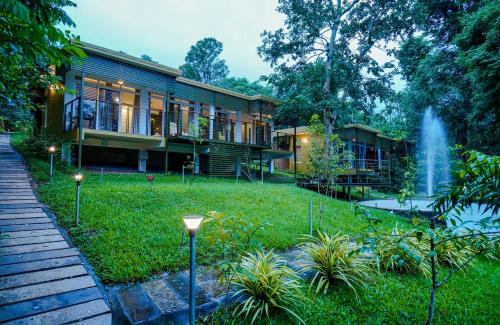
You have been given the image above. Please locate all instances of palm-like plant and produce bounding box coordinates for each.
[299,231,371,295]
[232,250,305,324]
[371,226,431,277]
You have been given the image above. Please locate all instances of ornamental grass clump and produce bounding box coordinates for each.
[231,250,305,324]
[299,231,371,295]
[371,226,431,277]
[426,228,475,269]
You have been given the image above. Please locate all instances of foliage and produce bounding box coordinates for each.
[397,157,417,209]
[424,228,474,270]
[259,0,417,151]
[394,0,499,152]
[0,0,85,126]
[179,37,229,84]
[367,225,431,277]
[215,77,273,97]
[433,150,500,216]
[300,231,371,295]
[186,116,208,175]
[231,250,305,324]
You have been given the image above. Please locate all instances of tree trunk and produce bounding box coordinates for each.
[426,221,438,325]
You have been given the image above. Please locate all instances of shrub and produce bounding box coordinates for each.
[299,231,371,295]
[231,250,305,324]
[425,228,475,269]
[370,226,431,277]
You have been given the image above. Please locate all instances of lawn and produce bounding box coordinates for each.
[11,134,500,324]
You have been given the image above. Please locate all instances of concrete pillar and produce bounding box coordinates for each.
[138,150,148,172]
[236,111,242,143]
[268,159,274,174]
[209,105,215,140]
[139,90,149,135]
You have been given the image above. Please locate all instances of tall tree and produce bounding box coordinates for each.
[215,77,273,97]
[258,0,417,153]
[180,37,229,84]
[0,0,85,128]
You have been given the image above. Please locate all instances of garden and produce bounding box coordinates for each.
[11,133,500,324]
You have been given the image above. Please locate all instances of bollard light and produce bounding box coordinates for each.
[74,173,83,225]
[48,145,56,180]
[183,215,204,325]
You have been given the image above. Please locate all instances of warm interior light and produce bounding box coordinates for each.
[302,138,308,143]
[48,145,56,153]
[117,80,124,85]
[115,97,120,103]
[183,215,203,232]
[74,173,83,182]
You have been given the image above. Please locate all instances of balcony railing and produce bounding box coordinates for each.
[64,98,272,146]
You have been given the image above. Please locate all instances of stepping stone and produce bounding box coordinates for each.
[142,279,188,314]
[0,265,88,290]
[0,229,60,239]
[4,298,110,325]
[0,241,69,255]
[0,287,103,323]
[117,285,161,324]
[0,234,65,247]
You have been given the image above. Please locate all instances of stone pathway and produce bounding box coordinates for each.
[0,134,111,324]
[109,248,311,324]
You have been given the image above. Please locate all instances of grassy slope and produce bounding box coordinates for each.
[11,134,499,324]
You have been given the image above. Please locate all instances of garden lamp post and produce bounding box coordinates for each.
[74,173,83,225]
[48,145,56,180]
[183,215,204,325]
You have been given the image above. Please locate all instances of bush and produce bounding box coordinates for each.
[299,231,371,295]
[369,226,431,277]
[231,250,305,324]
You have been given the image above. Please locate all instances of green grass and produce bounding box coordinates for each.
[11,134,500,324]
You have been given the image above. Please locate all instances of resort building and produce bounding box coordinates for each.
[273,124,414,188]
[42,42,284,177]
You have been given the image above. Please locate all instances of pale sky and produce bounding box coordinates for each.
[66,0,404,90]
[66,0,285,81]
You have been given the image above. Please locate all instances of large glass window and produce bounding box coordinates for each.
[149,93,164,136]
[98,88,120,132]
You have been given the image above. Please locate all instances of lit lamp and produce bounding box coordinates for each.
[183,215,204,325]
[48,145,56,180]
[74,173,83,225]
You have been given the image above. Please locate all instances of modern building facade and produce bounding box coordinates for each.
[43,42,283,177]
[273,124,414,188]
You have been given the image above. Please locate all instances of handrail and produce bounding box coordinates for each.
[64,97,272,146]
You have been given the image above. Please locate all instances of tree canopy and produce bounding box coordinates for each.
[179,37,229,84]
[258,0,417,150]
[215,77,273,97]
[0,0,85,129]
[393,0,499,153]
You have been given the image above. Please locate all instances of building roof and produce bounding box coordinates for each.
[79,42,279,105]
[275,124,413,143]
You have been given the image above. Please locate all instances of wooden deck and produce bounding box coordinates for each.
[0,135,111,324]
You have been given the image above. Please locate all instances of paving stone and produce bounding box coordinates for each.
[117,284,161,324]
[0,228,61,239]
[5,299,110,325]
[0,212,47,220]
[0,217,51,226]
[0,241,70,256]
[0,247,78,265]
[0,234,65,247]
[0,287,103,323]
[0,265,88,290]
[0,256,82,276]
[142,279,188,314]
[0,222,54,232]
[163,270,212,306]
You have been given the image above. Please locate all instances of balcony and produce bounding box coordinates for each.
[64,98,272,147]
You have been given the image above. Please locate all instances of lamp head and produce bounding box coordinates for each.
[74,173,83,183]
[183,215,203,234]
[48,145,56,153]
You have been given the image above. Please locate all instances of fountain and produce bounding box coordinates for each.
[418,108,450,197]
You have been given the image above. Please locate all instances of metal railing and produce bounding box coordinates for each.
[64,98,272,146]
[64,97,141,134]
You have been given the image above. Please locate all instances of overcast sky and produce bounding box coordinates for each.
[66,0,404,90]
[66,0,285,81]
